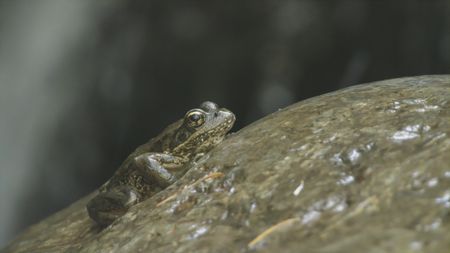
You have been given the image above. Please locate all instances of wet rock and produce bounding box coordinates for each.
[3,75,450,253]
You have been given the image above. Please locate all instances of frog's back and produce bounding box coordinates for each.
[131,119,183,156]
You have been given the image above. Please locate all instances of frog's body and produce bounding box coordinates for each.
[87,101,235,226]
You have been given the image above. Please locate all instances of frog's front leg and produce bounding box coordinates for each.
[133,152,186,188]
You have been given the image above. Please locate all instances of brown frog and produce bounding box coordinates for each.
[86,101,235,226]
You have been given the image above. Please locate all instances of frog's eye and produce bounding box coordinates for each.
[185,110,205,128]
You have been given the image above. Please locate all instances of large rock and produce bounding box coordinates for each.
[3,75,450,253]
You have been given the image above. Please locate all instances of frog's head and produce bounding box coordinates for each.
[171,101,235,156]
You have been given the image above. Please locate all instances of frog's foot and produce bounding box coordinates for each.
[133,152,182,188]
[86,186,140,227]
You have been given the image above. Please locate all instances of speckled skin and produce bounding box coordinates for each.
[6,76,450,253]
[86,101,235,226]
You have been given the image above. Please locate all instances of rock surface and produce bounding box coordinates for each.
[3,75,450,253]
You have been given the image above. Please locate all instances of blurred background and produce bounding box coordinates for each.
[0,0,449,247]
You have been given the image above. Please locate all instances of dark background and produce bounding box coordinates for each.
[0,0,448,247]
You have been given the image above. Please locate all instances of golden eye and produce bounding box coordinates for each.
[185,110,205,128]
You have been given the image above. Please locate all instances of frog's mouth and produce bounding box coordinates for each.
[216,108,235,130]
[198,119,234,142]
[192,115,235,149]
[216,111,235,133]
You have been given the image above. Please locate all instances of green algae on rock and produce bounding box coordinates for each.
[3,75,450,253]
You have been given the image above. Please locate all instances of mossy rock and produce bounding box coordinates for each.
[4,75,450,253]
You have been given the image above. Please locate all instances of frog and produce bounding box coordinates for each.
[86,101,235,226]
